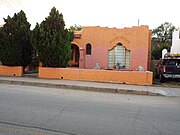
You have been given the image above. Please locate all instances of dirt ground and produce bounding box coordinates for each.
[153,78,180,88]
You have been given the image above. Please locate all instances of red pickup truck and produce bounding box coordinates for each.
[155,58,180,82]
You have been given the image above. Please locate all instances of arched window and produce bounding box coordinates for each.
[86,43,92,55]
[108,43,130,69]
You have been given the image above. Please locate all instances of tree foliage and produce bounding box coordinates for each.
[69,24,82,32]
[0,10,32,68]
[152,22,176,44]
[151,22,177,60]
[31,7,73,67]
[151,44,171,60]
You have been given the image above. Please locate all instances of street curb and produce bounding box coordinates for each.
[0,79,163,96]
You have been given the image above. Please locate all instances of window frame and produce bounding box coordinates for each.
[108,43,130,69]
[86,43,92,55]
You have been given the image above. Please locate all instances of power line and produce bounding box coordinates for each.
[16,0,28,12]
[2,0,34,21]
[15,0,34,19]
[8,0,30,15]
[1,0,17,12]
[9,0,21,10]
[2,0,30,15]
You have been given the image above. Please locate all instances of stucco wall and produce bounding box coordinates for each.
[85,47,108,69]
[39,67,153,85]
[0,65,23,76]
[73,25,151,71]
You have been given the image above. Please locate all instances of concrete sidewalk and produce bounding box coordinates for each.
[0,76,179,97]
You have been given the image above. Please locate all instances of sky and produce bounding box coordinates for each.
[0,0,180,30]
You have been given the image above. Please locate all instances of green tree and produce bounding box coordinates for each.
[31,23,40,67]
[0,27,3,62]
[31,7,73,67]
[69,24,82,32]
[152,22,176,44]
[151,22,177,60]
[151,44,171,60]
[0,11,32,69]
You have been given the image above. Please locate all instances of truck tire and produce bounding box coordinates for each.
[159,73,165,83]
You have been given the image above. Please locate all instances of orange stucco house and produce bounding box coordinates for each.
[69,25,151,71]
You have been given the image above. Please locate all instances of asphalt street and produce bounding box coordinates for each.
[0,84,180,135]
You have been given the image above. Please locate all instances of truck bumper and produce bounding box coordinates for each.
[163,74,180,79]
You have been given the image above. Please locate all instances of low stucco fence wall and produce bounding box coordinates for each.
[39,67,153,85]
[0,65,23,77]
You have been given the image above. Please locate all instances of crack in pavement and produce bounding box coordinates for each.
[131,107,163,135]
[40,108,66,126]
[40,102,76,127]
[0,120,78,135]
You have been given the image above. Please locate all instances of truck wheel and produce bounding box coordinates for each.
[159,74,165,83]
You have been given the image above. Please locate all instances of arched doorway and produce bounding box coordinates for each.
[68,44,80,67]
